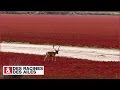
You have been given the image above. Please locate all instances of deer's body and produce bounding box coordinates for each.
[46,51,58,56]
[44,45,60,61]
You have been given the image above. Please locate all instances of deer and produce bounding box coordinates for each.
[44,45,60,61]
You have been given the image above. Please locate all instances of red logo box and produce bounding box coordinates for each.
[3,67,13,75]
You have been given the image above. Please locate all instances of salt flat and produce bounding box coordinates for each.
[1,42,120,62]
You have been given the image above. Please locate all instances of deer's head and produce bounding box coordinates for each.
[53,45,60,54]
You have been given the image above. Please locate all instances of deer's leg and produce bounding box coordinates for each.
[48,56,50,61]
[52,57,54,61]
[44,55,47,61]
[54,56,56,61]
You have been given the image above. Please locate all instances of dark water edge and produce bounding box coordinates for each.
[0,11,119,15]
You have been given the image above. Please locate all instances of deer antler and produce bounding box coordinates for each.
[53,45,60,51]
[53,45,56,50]
[58,46,60,51]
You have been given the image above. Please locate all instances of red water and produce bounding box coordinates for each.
[0,14,120,48]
